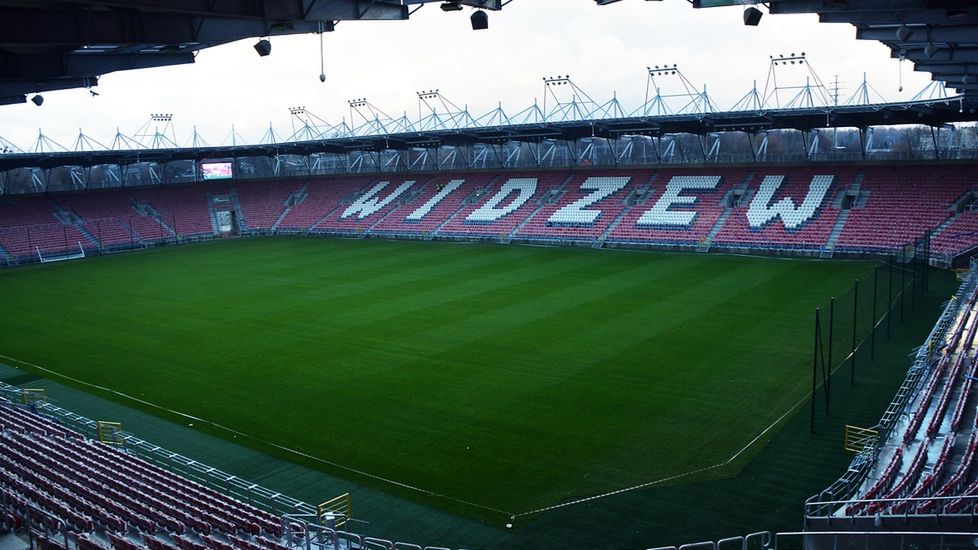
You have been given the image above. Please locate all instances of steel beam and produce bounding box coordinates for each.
[857,25,978,43]
[820,10,978,25]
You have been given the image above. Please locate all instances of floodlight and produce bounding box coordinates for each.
[471,10,488,30]
[441,1,462,11]
[896,26,913,41]
[254,38,271,57]
[743,6,763,26]
[924,44,940,58]
[31,94,43,106]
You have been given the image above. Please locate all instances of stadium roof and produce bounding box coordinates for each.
[0,97,970,171]
[0,0,975,108]
[765,0,978,102]
[0,0,413,106]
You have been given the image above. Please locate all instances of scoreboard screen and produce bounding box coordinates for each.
[201,162,233,180]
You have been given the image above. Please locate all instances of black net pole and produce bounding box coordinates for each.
[925,233,931,293]
[129,218,134,249]
[63,224,68,253]
[888,255,894,339]
[911,259,917,310]
[97,220,102,253]
[852,279,859,385]
[812,307,820,434]
[26,227,32,258]
[872,265,878,360]
[159,216,164,244]
[900,248,906,323]
[821,319,829,415]
[828,297,834,406]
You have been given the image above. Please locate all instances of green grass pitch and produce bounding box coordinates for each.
[0,237,874,520]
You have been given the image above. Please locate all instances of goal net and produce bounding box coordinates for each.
[37,242,86,264]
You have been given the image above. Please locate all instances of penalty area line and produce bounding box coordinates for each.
[0,353,514,518]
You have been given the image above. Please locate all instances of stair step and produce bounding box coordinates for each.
[699,207,734,252]
[820,209,851,259]
[505,203,546,244]
[362,179,435,238]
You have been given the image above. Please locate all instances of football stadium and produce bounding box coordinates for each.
[1,1,978,549]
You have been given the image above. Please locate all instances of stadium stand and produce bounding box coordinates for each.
[0,401,295,549]
[514,173,631,244]
[0,384,460,550]
[369,173,500,238]
[712,169,853,251]
[1,164,977,265]
[931,210,978,258]
[0,197,85,260]
[311,177,428,236]
[813,273,978,522]
[604,169,736,248]
[130,188,214,240]
[275,177,372,233]
[56,192,169,248]
[234,181,305,233]
[833,165,972,253]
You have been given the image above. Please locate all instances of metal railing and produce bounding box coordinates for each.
[650,529,978,550]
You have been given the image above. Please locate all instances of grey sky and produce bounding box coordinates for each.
[0,0,934,150]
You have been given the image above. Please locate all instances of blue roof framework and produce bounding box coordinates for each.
[0,96,972,172]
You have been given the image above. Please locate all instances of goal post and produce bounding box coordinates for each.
[36,242,86,264]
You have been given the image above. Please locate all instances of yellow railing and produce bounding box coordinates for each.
[317,492,351,528]
[844,424,878,453]
[97,420,126,447]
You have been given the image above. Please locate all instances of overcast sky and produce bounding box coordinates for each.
[0,0,937,150]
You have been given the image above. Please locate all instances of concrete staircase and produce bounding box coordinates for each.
[593,173,659,249]
[205,190,222,234]
[503,203,545,244]
[930,212,962,241]
[304,203,344,236]
[593,206,632,249]
[270,183,309,233]
[504,176,573,244]
[118,219,143,246]
[698,172,754,253]
[426,202,470,241]
[231,191,247,232]
[270,207,293,233]
[426,178,500,241]
[360,177,437,238]
[0,242,14,266]
[820,209,851,259]
[820,172,864,258]
[130,198,177,240]
[929,190,978,243]
[698,208,733,253]
[51,203,100,249]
